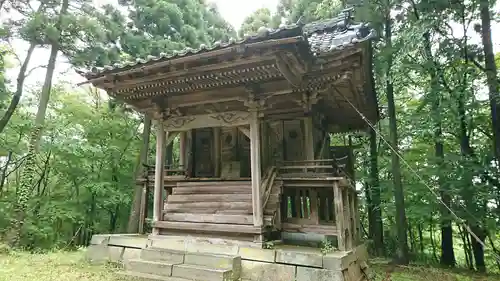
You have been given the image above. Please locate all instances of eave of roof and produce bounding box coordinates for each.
[77,10,377,81]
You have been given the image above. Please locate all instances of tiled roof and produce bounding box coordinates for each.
[78,10,376,79]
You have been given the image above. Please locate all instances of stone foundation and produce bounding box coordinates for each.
[86,234,369,281]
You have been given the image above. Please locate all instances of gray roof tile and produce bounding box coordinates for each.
[78,11,376,79]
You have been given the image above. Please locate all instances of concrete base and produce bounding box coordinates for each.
[85,233,369,281]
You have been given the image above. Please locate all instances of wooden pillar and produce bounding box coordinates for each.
[138,183,148,234]
[303,116,314,161]
[152,121,167,235]
[250,111,263,227]
[333,180,346,250]
[213,127,221,177]
[179,132,186,168]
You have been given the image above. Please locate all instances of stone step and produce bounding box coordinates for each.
[172,264,233,281]
[118,271,192,281]
[184,251,240,270]
[125,259,174,277]
[141,248,185,264]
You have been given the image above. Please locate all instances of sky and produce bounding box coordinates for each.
[4,0,280,89]
[2,0,499,91]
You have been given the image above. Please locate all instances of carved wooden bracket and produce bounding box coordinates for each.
[293,91,321,112]
[243,87,265,112]
[275,52,305,87]
[164,111,251,131]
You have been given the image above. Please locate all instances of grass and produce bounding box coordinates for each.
[0,249,126,281]
[0,249,499,281]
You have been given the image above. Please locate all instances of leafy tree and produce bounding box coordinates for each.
[239,8,281,37]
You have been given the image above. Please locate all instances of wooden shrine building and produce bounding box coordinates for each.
[79,10,378,252]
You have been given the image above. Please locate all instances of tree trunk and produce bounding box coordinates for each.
[7,0,69,247]
[418,223,424,254]
[369,127,384,255]
[479,0,500,160]
[420,23,456,266]
[365,180,373,239]
[384,12,409,265]
[470,225,487,272]
[127,115,152,233]
[0,43,36,134]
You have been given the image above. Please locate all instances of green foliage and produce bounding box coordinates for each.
[320,239,336,255]
[0,87,142,249]
[239,8,281,37]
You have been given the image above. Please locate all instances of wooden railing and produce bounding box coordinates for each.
[261,166,277,209]
[277,159,359,251]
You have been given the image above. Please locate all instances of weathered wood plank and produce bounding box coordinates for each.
[167,194,251,203]
[333,181,346,250]
[282,222,338,235]
[154,221,263,234]
[165,213,254,225]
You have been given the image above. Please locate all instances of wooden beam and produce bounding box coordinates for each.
[238,126,250,138]
[163,111,250,131]
[250,110,263,227]
[152,121,167,235]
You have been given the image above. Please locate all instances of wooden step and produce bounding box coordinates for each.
[166,202,251,211]
[154,221,262,234]
[176,181,250,187]
[165,213,254,225]
[172,186,251,195]
[167,194,251,203]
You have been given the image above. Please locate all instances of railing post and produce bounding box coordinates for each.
[152,120,167,235]
[344,185,352,250]
[333,180,346,250]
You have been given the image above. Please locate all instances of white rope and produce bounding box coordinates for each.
[335,87,500,263]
